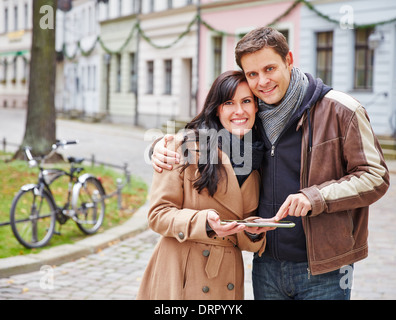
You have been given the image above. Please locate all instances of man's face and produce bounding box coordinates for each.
[241,47,293,106]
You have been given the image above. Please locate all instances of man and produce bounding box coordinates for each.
[151,27,389,300]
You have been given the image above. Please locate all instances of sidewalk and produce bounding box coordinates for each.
[0,166,395,299]
[4,155,395,279]
[0,202,150,279]
[1,108,395,299]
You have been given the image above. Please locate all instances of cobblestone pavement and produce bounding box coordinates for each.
[0,228,256,300]
[1,108,395,300]
[0,174,395,300]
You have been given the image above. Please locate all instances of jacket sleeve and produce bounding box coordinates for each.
[236,218,267,256]
[147,140,211,242]
[301,104,390,216]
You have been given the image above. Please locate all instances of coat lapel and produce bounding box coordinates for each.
[212,152,244,219]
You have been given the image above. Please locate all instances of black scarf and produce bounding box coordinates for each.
[222,129,265,186]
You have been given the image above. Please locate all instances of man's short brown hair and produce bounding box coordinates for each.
[235,27,290,69]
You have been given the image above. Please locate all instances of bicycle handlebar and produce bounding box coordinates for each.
[23,140,79,166]
[53,140,79,149]
[24,146,34,161]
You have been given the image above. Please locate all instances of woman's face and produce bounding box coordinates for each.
[217,82,258,138]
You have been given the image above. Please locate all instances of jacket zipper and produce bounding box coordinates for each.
[300,113,312,279]
[270,143,277,259]
[266,114,302,261]
[271,145,275,157]
[262,135,278,259]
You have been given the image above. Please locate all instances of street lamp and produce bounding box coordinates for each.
[368,30,384,50]
[58,0,72,12]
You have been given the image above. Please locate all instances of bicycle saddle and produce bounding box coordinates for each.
[67,156,85,164]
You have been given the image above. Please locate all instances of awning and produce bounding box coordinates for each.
[0,50,29,57]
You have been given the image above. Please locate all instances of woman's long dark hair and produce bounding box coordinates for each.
[181,70,259,196]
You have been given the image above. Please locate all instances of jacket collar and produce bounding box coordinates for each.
[296,73,333,131]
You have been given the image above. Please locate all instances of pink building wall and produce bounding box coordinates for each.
[197,1,301,110]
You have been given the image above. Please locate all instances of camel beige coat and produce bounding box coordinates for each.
[137,137,265,300]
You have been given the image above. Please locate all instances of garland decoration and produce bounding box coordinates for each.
[136,15,199,49]
[0,51,29,66]
[2,0,395,61]
[62,0,395,59]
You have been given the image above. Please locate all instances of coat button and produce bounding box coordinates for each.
[227,283,234,290]
[178,232,185,240]
[202,250,210,257]
[202,286,209,293]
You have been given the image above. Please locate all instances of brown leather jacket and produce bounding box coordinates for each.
[299,90,390,275]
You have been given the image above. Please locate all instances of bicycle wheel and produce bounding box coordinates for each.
[74,177,105,234]
[10,188,57,249]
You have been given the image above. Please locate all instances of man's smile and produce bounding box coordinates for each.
[260,85,277,95]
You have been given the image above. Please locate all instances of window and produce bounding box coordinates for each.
[24,4,28,30]
[118,0,123,16]
[116,54,121,92]
[129,53,137,93]
[13,58,17,83]
[81,66,85,91]
[213,36,223,80]
[149,0,155,13]
[1,61,8,83]
[93,65,96,91]
[4,8,8,33]
[167,0,173,9]
[354,28,374,90]
[87,65,91,91]
[132,0,141,14]
[316,31,333,86]
[14,5,18,31]
[23,58,28,82]
[147,61,154,94]
[82,8,86,35]
[88,7,92,34]
[279,29,289,44]
[164,59,172,95]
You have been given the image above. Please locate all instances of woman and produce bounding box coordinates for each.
[137,71,272,300]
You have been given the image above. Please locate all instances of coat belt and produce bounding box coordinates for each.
[198,236,237,279]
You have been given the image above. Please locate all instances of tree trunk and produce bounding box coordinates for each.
[14,0,57,159]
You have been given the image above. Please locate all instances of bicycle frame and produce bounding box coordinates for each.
[10,141,106,248]
[71,173,105,213]
[23,143,90,223]
[21,162,78,225]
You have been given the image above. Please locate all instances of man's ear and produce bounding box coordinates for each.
[286,51,294,70]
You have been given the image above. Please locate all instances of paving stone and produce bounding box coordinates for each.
[0,135,394,301]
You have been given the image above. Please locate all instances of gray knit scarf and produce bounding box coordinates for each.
[257,67,309,144]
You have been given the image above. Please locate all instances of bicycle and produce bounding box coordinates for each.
[9,140,106,249]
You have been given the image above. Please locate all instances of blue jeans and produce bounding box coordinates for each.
[252,255,353,300]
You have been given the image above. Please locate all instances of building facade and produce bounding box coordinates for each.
[97,1,139,124]
[136,0,198,129]
[56,0,102,119]
[198,0,301,110]
[0,0,32,109]
[299,0,396,136]
[2,0,394,137]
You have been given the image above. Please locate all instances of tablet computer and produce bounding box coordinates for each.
[220,219,295,228]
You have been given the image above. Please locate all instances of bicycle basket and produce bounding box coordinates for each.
[41,169,66,185]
